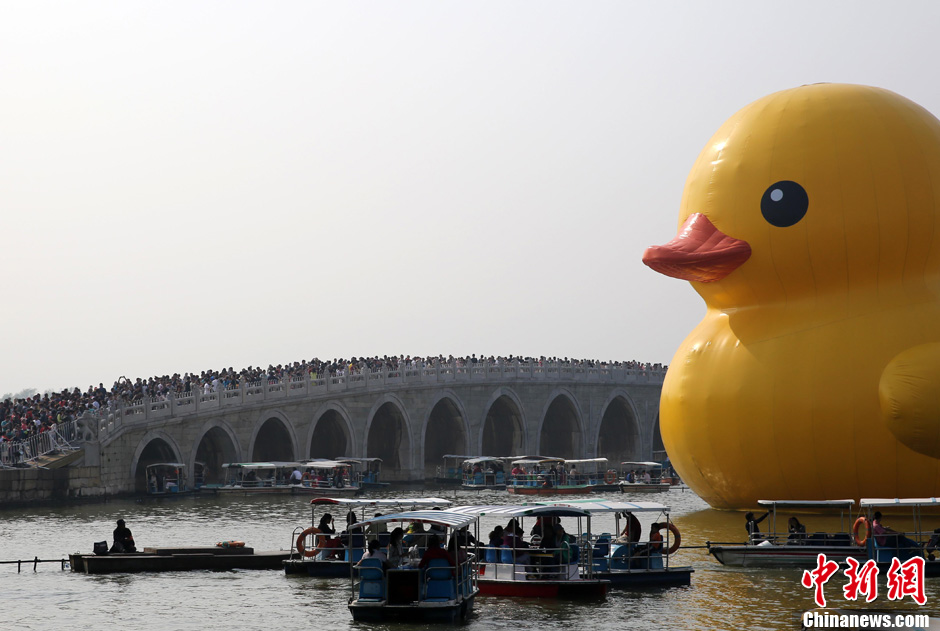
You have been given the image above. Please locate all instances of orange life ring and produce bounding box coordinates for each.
[604,470,617,485]
[853,516,869,546]
[660,522,681,555]
[296,526,322,558]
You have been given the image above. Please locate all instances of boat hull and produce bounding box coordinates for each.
[283,558,351,577]
[708,544,866,568]
[506,486,591,496]
[349,593,476,622]
[477,577,608,598]
[619,483,671,493]
[70,547,290,574]
[599,567,693,587]
[462,484,507,491]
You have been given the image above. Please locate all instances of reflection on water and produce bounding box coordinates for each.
[1,487,937,630]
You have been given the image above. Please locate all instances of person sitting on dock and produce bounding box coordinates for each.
[110,519,136,553]
[745,511,770,544]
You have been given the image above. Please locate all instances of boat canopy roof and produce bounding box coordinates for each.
[511,457,564,466]
[620,461,662,468]
[564,458,608,465]
[310,497,452,508]
[448,504,591,518]
[301,460,353,469]
[860,498,940,508]
[355,510,478,530]
[463,456,504,465]
[532,499,669,514]
[442,454,474,460]
[757,499,855,509]
[222,461,303,469]
[146,462,186,469]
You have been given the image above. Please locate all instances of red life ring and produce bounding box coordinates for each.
[853,516,869,546]
[296,526,322,558]
[604,470,617,485]
[659,522,681,555]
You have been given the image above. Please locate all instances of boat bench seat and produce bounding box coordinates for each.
[422,559,456,602]
[358,559,386,601]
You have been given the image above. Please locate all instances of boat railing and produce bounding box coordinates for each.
[507,472,561,488]
[482,542,588,581]
[462,471,506,486]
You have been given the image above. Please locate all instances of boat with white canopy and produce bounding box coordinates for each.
[461,457,507,490]
[618,462,671,493]
[706,499,865,567]
[447,504,609,598]
[534,499,692,587]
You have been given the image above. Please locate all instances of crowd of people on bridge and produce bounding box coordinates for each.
[1,355,666,447]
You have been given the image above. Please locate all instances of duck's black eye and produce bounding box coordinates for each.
[761,181,808,227]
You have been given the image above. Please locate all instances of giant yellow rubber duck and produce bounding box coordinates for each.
[643,83,940,510]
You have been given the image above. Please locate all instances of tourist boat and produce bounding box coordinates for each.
[563,458,618,492]
[346,509,480,622]
[461,457,507,490]
[706,499,866,567]
[447,504,609,598]
[533,499,693,587]
[292,460,362,496]
[506,457,592,495]
[434,454,473,485]
[618,461,671,493]
[858,498,940,577]
[285,497,453,577]
[70,543,290,574]
[216,461,306,494]
[145,462,192,496]
[336,457,388,488]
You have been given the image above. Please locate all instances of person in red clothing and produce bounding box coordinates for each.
[418,534,455,570]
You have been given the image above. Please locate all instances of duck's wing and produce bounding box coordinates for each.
[880,343,940,459]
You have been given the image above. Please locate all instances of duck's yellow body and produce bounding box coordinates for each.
[644,84,940,509]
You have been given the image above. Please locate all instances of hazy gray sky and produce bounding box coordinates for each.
[3,1,939,394]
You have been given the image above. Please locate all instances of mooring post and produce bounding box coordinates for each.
[34,556,38,571]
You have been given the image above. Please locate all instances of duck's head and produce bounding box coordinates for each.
[643,83,940,310]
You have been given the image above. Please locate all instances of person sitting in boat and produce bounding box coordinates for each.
[872,511,922,553]
[367,512,389,542]
[924,528,940,560]
[289,467,302,485]
[539,475,554,489]
[332,468,346,488]
[487,526,504,551]
[629,522,664,562]
[615,511,642,544]
[625,470,635,483]
[447,533,468,566]
[502,521,531,565]
[642,470,652,484]
[357,538,390,570]
[403,521,428,550]
[387,527,405,567]
[552,523,574,572]
[419,534,456,574]
[787,517,807,544]
[745,511,770,543]
[110,519,136,553]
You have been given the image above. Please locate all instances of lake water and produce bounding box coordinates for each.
[1,487,937,630]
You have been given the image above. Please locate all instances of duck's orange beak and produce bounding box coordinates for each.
[642,213,751,283]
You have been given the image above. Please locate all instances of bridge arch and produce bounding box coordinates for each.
[308,402,354,459]
[248,410,299,462]
[192,419,241,485]
[420,391,470,477]
[479,388,527,457]
[131,430,184,494]
[537,389,584,460]
[364,394,414,475]
[594,392,641,462]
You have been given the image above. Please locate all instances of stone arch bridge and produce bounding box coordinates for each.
[80,362,666,494]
